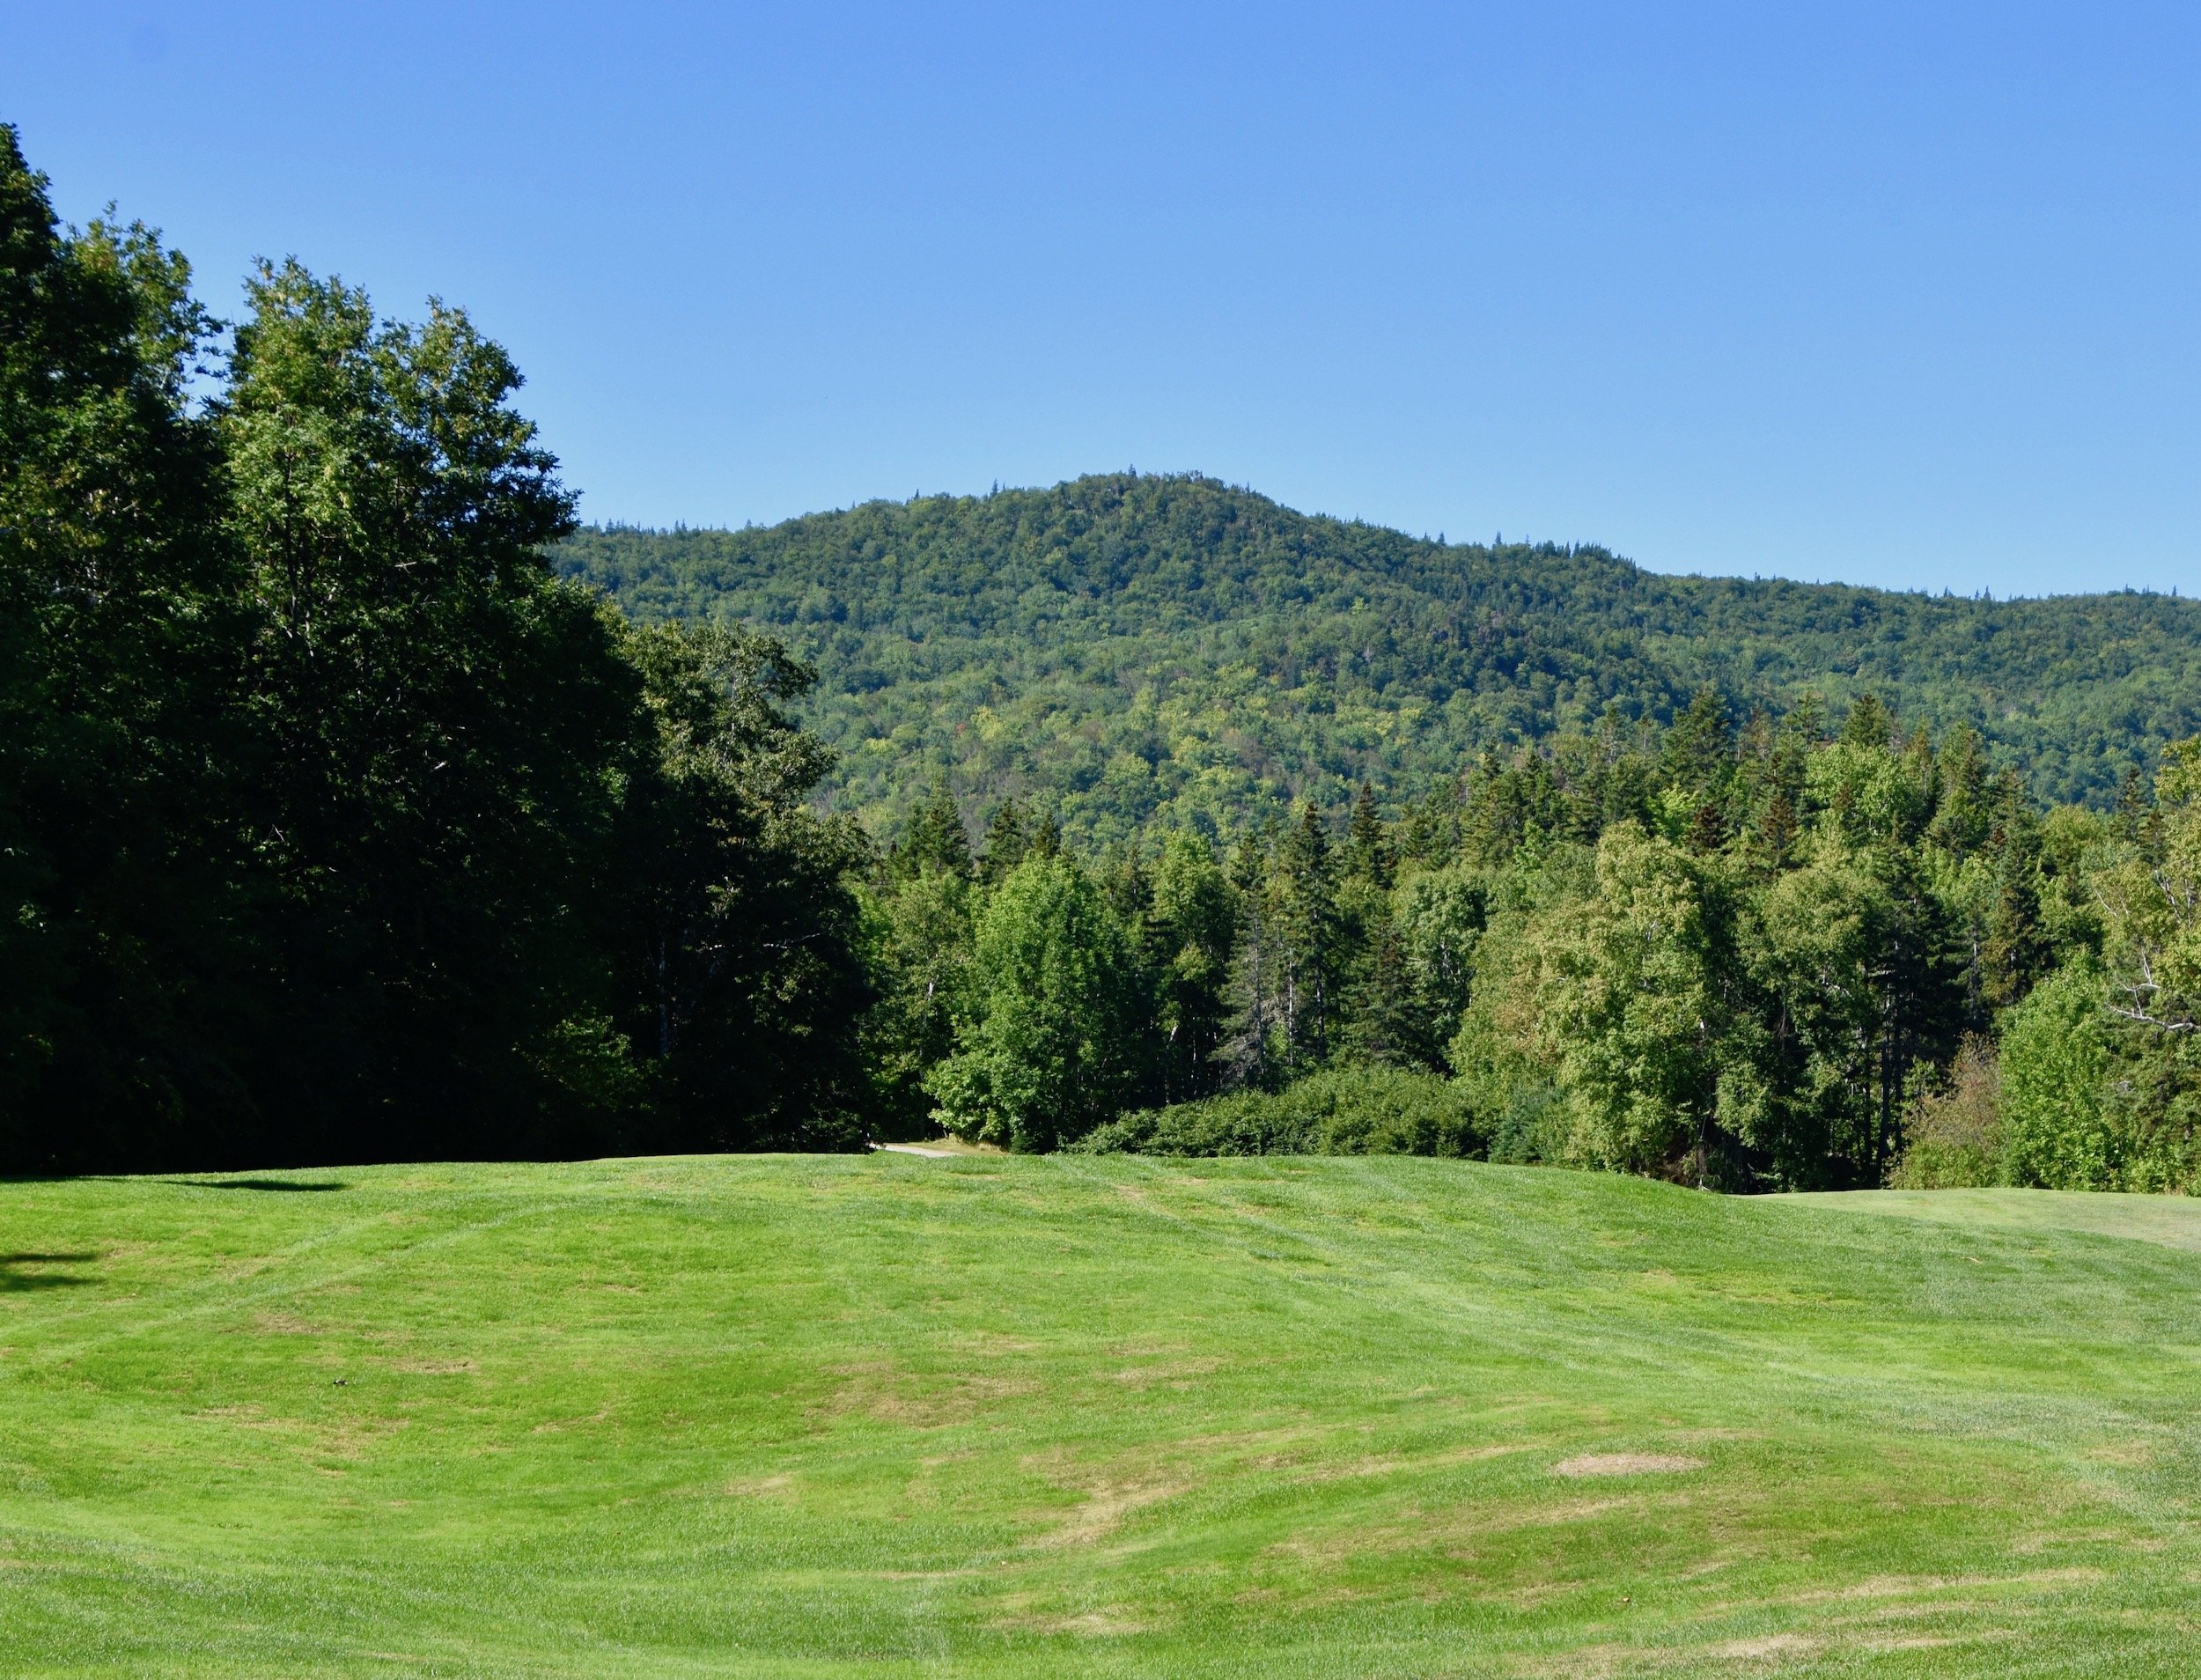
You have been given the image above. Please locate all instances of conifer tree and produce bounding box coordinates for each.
[1272,802,1340,1069]
[892,783,971,881]
[976,799,1031,883]
[1345,782,1394,887]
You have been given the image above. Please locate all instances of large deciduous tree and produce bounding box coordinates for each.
[926,852,1148,1151]
[0,126,247,1162]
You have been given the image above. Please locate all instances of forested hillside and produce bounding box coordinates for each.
[13,114,2201,1195]
[556,478,2201,841]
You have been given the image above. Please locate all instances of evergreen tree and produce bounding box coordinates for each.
[1344,781,1394,887]
[1149,833,1238,1101]
[1842,692,1894,752]
[890,783,971,881]
[1272,802,1340,1069]
[1223,826,1282,1089]
[1662,687,1734,805]
[976,798,1031,883]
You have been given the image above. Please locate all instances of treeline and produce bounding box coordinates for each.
[873,691,2201,1192]
[0,129,871,1170]
[557,479,2201,843]
[11,126,2198,1193]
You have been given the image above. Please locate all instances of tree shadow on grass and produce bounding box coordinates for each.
[161,1178,350,1193]
[0,1253,96,1292]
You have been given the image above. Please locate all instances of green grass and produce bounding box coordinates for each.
[4,1159,2199,1676]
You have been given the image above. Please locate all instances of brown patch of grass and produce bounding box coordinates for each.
[723,1473,796,1500]
[1025,1476,1190,1548]
[1102,1356,1226,1389]
[188,1404,406,1463]
[990,1606,1152,1636]
[1784,1567,2106,1606]
[2085,1440,2155,1467]
[1706,1632,1817,1661]
[251,1311,321,1336]
[1018,1447,1196,1548]
[1552,1453,1706,1477]
[1299,1440,1538,1483]
[815,1359,1041,1429]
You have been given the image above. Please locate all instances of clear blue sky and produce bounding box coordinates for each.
[8,2,2199,595]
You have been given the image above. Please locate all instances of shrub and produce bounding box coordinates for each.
[1074,1065,1482,1158]
[1888,1037,2001,1188]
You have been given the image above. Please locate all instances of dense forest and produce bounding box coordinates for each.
[556,482,2201,841]
[6,126,2198,1193]
[865,698,2201,1193]
[0,129,868,1169]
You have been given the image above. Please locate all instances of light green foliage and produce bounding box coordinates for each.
[1390,864,1485,1040]
[1806,738,1929,846]
[925,854,1149,1150]
[8,1161,2201,1676]
[1531,824,1724,1174]
[2094,739,2201,1030]
[2001,967,2118,1189]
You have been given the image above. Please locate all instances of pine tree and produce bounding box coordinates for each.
[976,799,1031,884]
[1842,693,1894,752]
[890,783,971,881]
[1223,826,1281,1089]
[1344,781,1394,887]
[1662,687,1734,803]
[1149,833,1238,1102]
[1398,776,1462,866]
[1272,802,1339,1069]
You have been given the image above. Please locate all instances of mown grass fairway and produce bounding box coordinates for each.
[4,1158,2198,1676]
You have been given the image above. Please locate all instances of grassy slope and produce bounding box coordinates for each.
[4,1159,2198,1677]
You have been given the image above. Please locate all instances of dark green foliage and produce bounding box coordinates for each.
[218,260,641,1157]
[0,131,869,1170]
[605,623,874,1152]
[888,782,972,882]
[1075,1065,1479,1158]
[0,125,246,1147]
[557,476,2201,841]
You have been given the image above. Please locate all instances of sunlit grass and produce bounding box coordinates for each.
[4,1158,2197,1676]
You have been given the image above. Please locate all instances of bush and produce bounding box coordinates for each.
[1073,1065,1483,1158]
[1888,1037,2001,1188]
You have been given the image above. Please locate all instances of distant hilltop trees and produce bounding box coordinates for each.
[7,122,2197,1191]
[558,474,2201,845]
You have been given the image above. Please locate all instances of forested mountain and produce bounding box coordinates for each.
[13,114,2201,1195]
[557,477,2201,842]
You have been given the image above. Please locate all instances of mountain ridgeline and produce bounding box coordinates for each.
[556,475,2201,843]
[16,109,2201,1190]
